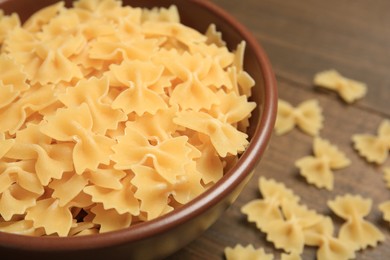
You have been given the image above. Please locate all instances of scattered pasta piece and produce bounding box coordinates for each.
[275,99,323,136]
[224,244,274,260]
[0,0,256,236]
[242,177,326,254]
[263,201,323,254]
[379,200,390,223]
[314,69,367,103]
[280,252,301,260]
[383,167,390,189]
[327,194,385,251]
[304,216,355,260]
[241,177,300,233]
[352,120,390,164]
[295,137,350,190]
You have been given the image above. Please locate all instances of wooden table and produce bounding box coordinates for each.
[170,0,390,259]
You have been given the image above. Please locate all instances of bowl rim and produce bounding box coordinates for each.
[0,0,278,251]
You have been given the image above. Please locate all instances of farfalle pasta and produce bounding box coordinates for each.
[314,69,367,103]
[241,178,326,255]
[224,244,274,260]
[0,0,256,236]
[384,167,390,189]
[295,137,351,190]
[327,194,385,251]
[275,99,324,136]
[352,119,390,164]
[303,216,355,260]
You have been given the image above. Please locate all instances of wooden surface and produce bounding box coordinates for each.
[170,0,390,259]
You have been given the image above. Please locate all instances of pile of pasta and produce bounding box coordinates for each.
[0,0,257,236]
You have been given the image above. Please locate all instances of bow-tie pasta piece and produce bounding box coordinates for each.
[0,133,14,158]
[280,252,301,260]
[174,111,249,157]
[125,106,178,144]
[22,1,65,32]
[205,24,226,47]
[5,124,74,186]
[59,76,126,134]
[3,27,84,85]
[0,161,45,221]
[303,216,355,260]
[111,127,198,183]
[156,50,219,111]
[49,173,89,207]
[25,198,73,237]
[0,54,29,96]
[314,69,367,103]
[90,204,132,233]
[131,165,204,220]
[352,119,390,164]
[327,194,385,251]
[0,10,20,44]
[384,167,390,189]
[108,60,168,115]
[0,220,45,236]
[40,104,115,174]
[0,184,41,221]
[209,91,256,125]
[84,175,139,217]
[188,133,224,185]
[224,244,274,260]
[379,200,390,224]
[275,99,324,136]
[0,84,57,135]
[295,137,350,190]
[141,5,179,23]
[241,177,300,233]
[68,221,97,237]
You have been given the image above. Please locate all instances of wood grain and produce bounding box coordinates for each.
[169,0,390,259]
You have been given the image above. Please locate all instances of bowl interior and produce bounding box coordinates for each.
[0,0,277,257]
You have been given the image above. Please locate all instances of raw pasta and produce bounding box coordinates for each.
[0,0,256,236]
[327,194,385,251]
[303,216,355,260]
[275,99,323,136]
[241,177,300,233]
[242,177,326,255]
[314,69,367,103]
[224,244,274,260]
[295,137,350,190]
[352,119,390,164]
[379,200,390,224]
[384,167,390,189]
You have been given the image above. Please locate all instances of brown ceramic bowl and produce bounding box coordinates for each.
[0,0,277,259]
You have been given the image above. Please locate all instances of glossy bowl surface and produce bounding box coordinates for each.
[0,0,277,259]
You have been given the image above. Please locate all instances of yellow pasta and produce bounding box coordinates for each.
[0,10,20,44]
[379,200,390,224]
[241,177,300,232]
[352,119,390,164]
[327,194,385,251]
[263,201,322,254]
[304,216,355,260]
[383,167,390,189]
[275,99,324,136]
[314,69,367,103]
[224,244,274,260]
[295,137,350,190]
[242,178,327,255]
[0,0,256,236]
[280,252,301,260]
